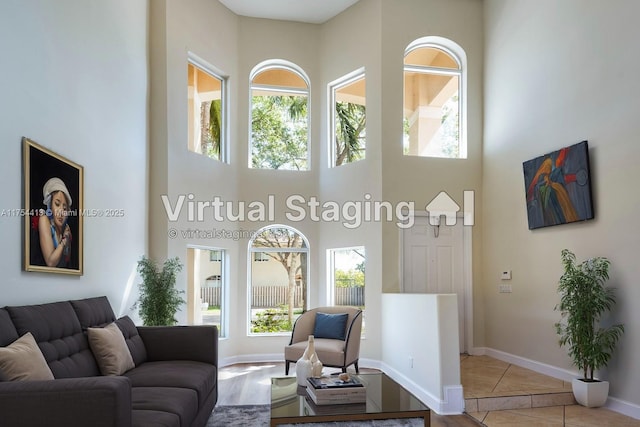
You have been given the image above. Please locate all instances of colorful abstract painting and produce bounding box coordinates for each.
[523,141,594,230]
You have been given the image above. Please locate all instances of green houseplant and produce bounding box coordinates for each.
[555,249,624,407]
[135,256,185,326]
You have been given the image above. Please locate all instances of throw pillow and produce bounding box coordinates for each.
[115,315,147,366]
[87,322,135,376]
[313,312,349,341]
[0,332,54,381]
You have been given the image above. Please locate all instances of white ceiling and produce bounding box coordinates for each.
[218,0,360,24]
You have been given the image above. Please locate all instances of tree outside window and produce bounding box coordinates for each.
[187,60,226,161]
[250,63,309,170]
[329,247,366,335]
[249,226,309,334]
[330,71,366,167]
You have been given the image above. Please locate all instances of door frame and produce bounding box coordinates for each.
[399,211,473,354]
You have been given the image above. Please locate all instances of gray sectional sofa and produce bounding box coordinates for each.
[0,296,218,427]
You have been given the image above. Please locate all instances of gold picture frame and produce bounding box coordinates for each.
[23,137,84,275]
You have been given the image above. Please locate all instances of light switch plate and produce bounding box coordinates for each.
[501,270,512,280]
[498,284,512,293]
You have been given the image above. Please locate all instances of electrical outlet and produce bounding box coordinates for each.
[498,284,512,293]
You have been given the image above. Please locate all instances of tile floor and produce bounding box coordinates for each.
[462,355,640,426]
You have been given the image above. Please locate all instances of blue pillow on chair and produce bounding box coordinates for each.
[313,312,349,341]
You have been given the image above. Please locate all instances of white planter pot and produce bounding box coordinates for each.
[572,378,609,408]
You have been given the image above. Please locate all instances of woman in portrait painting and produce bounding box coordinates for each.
[37,177,73,268]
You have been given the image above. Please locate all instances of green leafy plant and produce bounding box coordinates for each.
[555,249,624,381]
[251,306,304,333]
[135,256,185,326]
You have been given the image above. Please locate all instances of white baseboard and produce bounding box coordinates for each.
[474,347,578,382]
[220,353,283,368]
[220,355,381,372]
[472,347,640,420]
[381,362,464,415]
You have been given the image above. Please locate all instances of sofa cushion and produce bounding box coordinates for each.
[88,322,135,376]
[6,301,100,378]
[70,296,116,329]
[287,338,347,367]
[313,312,348,340]
[0,308,19,348]
[125,360,217,407]
[132,409,180,427]
[0,332,54,381]
[132,387,198,427]
[116,315,148,366]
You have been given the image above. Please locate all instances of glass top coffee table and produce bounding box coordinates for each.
[270,373,430,426]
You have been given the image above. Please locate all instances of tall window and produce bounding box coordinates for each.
[403,38,465,158]
[329,69,366,167]
[248,225,309,334]
[188,56,227,162]
[250,61,310,170]
[328,247,366,334]
[188,247,226,338]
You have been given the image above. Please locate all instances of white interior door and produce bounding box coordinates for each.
[402,215,467,352]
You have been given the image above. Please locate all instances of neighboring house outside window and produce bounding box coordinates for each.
[250,61,310,170]
[190,248,226,338]
[403,38,466,159]
[248,225,309,334]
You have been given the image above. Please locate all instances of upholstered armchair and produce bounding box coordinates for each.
[284,306,363,375]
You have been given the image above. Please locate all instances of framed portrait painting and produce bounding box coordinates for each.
[23,137,84,275]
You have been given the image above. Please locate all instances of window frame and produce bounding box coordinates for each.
[188,246,228,338]
[187,52,229,164]
[328,68,366,168]
[247,224,310,336]
[248,60,311,170]
[403,37,467,159]
[327,246,365,305]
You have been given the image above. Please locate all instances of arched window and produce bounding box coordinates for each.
[248,225,309,335]
[250,61,310,170]
[403,37,466,158]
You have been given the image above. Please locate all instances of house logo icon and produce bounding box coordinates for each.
[425,191,475,226]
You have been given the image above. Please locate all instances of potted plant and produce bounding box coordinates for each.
[555,249,624,407]
[135,256,185,326]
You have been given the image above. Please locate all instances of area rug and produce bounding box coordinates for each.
[207,405,424,427]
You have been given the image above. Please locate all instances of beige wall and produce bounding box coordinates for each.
[149,0,484,365]
[0,0,148,316]
[483,0,640,406]
[316,0,385,367]
[378,0,485,347]
[5,0,638,412]
[149,0,243,362]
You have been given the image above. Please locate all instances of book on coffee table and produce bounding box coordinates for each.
[306,377,366,405]
[303,396,366,415]
[306,384,366,405]
[307,376,364,389]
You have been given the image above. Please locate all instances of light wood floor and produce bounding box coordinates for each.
[217,362,482,427]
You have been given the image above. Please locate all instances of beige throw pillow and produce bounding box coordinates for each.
[87,322,135,376]
[0,332,54,381]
